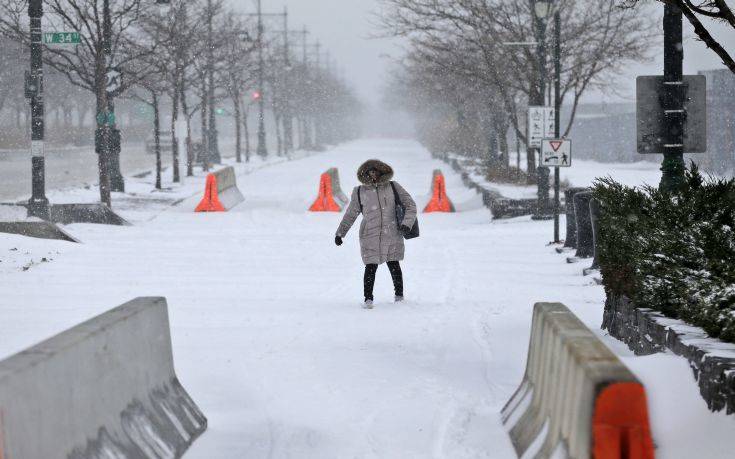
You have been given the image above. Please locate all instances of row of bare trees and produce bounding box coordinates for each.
[0,0,361,201]
[379,0,655,183]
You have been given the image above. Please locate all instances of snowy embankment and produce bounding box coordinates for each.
[0,139,733,458]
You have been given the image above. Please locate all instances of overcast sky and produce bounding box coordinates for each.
[230,1,735,107]
[230,0,400,107]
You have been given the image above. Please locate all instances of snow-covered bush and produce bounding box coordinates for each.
[594,165,735,343]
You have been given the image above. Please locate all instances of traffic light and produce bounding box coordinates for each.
[215,108,226,116]
[252,91,261,101]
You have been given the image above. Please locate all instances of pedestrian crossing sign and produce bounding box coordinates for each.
[541,138,572,167]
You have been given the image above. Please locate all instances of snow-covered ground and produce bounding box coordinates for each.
[0,139,733,458]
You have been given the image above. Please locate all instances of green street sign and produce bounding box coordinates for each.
[96,111,116,126]
[43,32,80,45]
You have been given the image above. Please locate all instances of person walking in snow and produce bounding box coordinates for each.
[335,159,417,309]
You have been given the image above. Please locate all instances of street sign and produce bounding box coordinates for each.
[30,140,44,158]
[541,138,572,167]
[527,106,555,148]
[43,32,80,45]
[106,69,122,94]
[636,75,707,153]
[96,111,115,126]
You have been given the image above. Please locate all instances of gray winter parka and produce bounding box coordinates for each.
[336,160,417,265]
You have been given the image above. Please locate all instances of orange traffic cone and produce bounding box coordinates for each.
[195,173,225,212]
[592,382,655,459]
[423,170,455,213]
[309,173,341,212]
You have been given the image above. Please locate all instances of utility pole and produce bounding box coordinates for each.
[553,8,562,242]
[300,26,312,150]
[660,4,685,192]
[26,0,48,219]
[207,0,221,164]
[282,7,294,154]
[532,0,552,220]
[256,0,268,158]
[312,40,322,148]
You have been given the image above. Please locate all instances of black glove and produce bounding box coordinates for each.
[335,235,343,246]
[400,224,412,234]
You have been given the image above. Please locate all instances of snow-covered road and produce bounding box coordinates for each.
[1,139,733,458]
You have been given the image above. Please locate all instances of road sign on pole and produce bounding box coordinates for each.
[42,32,80,45]
[106,69,122,94]
[636,75,707,154]
[541,138,572,167]
[527,106,555,148]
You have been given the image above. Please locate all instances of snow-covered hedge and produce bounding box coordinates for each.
[593,165,735,344]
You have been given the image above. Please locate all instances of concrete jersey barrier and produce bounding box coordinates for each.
[501,302,654,459]
[326,167,349,207]
[213,166,245,210]
[0,297,207,459]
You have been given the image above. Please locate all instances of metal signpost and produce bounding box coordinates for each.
[541,138,572,243]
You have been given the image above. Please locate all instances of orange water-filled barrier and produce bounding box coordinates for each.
[309,173,341,212]
[423,170,455,213]
[592,382,655,459]
[195,173,225,212]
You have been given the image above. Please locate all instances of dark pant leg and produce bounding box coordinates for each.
[364,264,378,300]
[387,261,403,297]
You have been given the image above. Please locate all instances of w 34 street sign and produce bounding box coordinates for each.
[43,32,80,45]
[541,138,572,167]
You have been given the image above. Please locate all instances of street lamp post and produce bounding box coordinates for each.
[532,0,552,220]
[26,0,49,219]
[660,4,685,192]
[282,7,294,155]
[206,0,220,164]
[256,0,268,158]
[553,7,562,242]
[104,0,124,193]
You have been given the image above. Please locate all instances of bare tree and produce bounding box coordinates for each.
[0,0,156,205]
[379,0,655,176]
[624,0,735,73]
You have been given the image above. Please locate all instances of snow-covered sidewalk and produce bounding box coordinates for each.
[0,139,733,458]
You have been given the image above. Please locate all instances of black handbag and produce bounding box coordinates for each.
[357,183,420,239]
[390,182,420,239]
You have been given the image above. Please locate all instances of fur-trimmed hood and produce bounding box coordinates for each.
[357,159,394,185]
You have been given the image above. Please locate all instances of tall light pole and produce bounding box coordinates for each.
[532,0,552,220]
[553,5,562,242]
[103,0,124,193]
[27,0,48,219]
[282,7,294,154]
[256,0,268,158]
[660,4,685,192]
[206,0,220,164]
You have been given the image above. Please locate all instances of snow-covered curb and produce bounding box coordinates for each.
[603,293,735,414]
[434,152,537,219]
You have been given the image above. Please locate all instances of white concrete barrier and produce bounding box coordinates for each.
[501,302,654,459]
[326,167,349,208]
[0,297,206,459]
[212,166,245,210]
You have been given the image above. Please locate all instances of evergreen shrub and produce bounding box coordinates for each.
[593,164,735,343]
